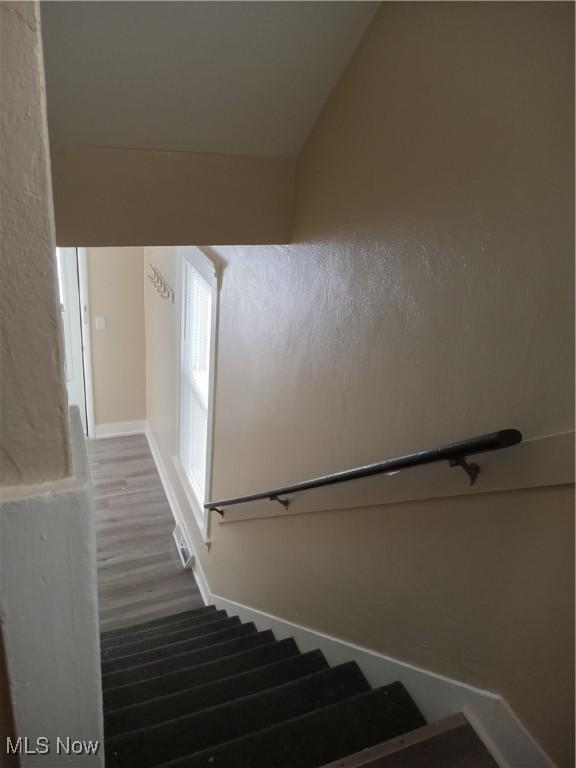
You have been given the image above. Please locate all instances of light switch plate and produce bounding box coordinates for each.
[94,315,106,330]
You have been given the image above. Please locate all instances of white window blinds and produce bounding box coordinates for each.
[179,259,213,504]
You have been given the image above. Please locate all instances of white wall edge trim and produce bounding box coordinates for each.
[94,420,146,439]
[0,408,104,767]
[77,247,96,439]
[146,428,556,768]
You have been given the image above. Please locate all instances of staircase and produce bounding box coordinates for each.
[101,606,497,768]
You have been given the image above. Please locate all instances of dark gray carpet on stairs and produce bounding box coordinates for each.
[102,606,426,768]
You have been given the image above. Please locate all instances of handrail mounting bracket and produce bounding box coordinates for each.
[449,456,480,486]
[270,495,291,510]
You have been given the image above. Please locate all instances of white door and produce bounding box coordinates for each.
[56,247,88,434]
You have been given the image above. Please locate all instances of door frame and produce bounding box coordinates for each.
[77,247,95,438]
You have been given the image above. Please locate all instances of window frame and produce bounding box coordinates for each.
[175,246,219,543]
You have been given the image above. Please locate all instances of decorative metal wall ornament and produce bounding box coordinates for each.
[147,265,174,303]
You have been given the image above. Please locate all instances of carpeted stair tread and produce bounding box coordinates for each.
[105,650,328,737]
[102,629,276,690]
[106,663,370,768]
[156,683,426,768]
[104,637,300,711]
[101,606,218,641]
[101,610,229,650]
[102,621,252,673]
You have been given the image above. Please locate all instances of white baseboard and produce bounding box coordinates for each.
[145,423,556,768]
[94,420,146,439]
[188,549,211,607]
[144,424,197,560]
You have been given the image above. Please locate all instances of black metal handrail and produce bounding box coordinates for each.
[205,429,522,516]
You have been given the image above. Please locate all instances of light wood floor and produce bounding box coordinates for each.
[89,434,203,633]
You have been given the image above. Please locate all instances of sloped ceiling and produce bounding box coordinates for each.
[41,1,379,158]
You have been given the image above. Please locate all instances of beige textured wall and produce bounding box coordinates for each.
[0,1,70,486]
[88,247,146,425]
[293,0,574,447]
[52,145,294,247]
[145,3,574,764]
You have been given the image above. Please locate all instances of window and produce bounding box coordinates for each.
[177,247,218,534]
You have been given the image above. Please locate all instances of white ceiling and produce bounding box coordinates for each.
[41,1,378,158]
